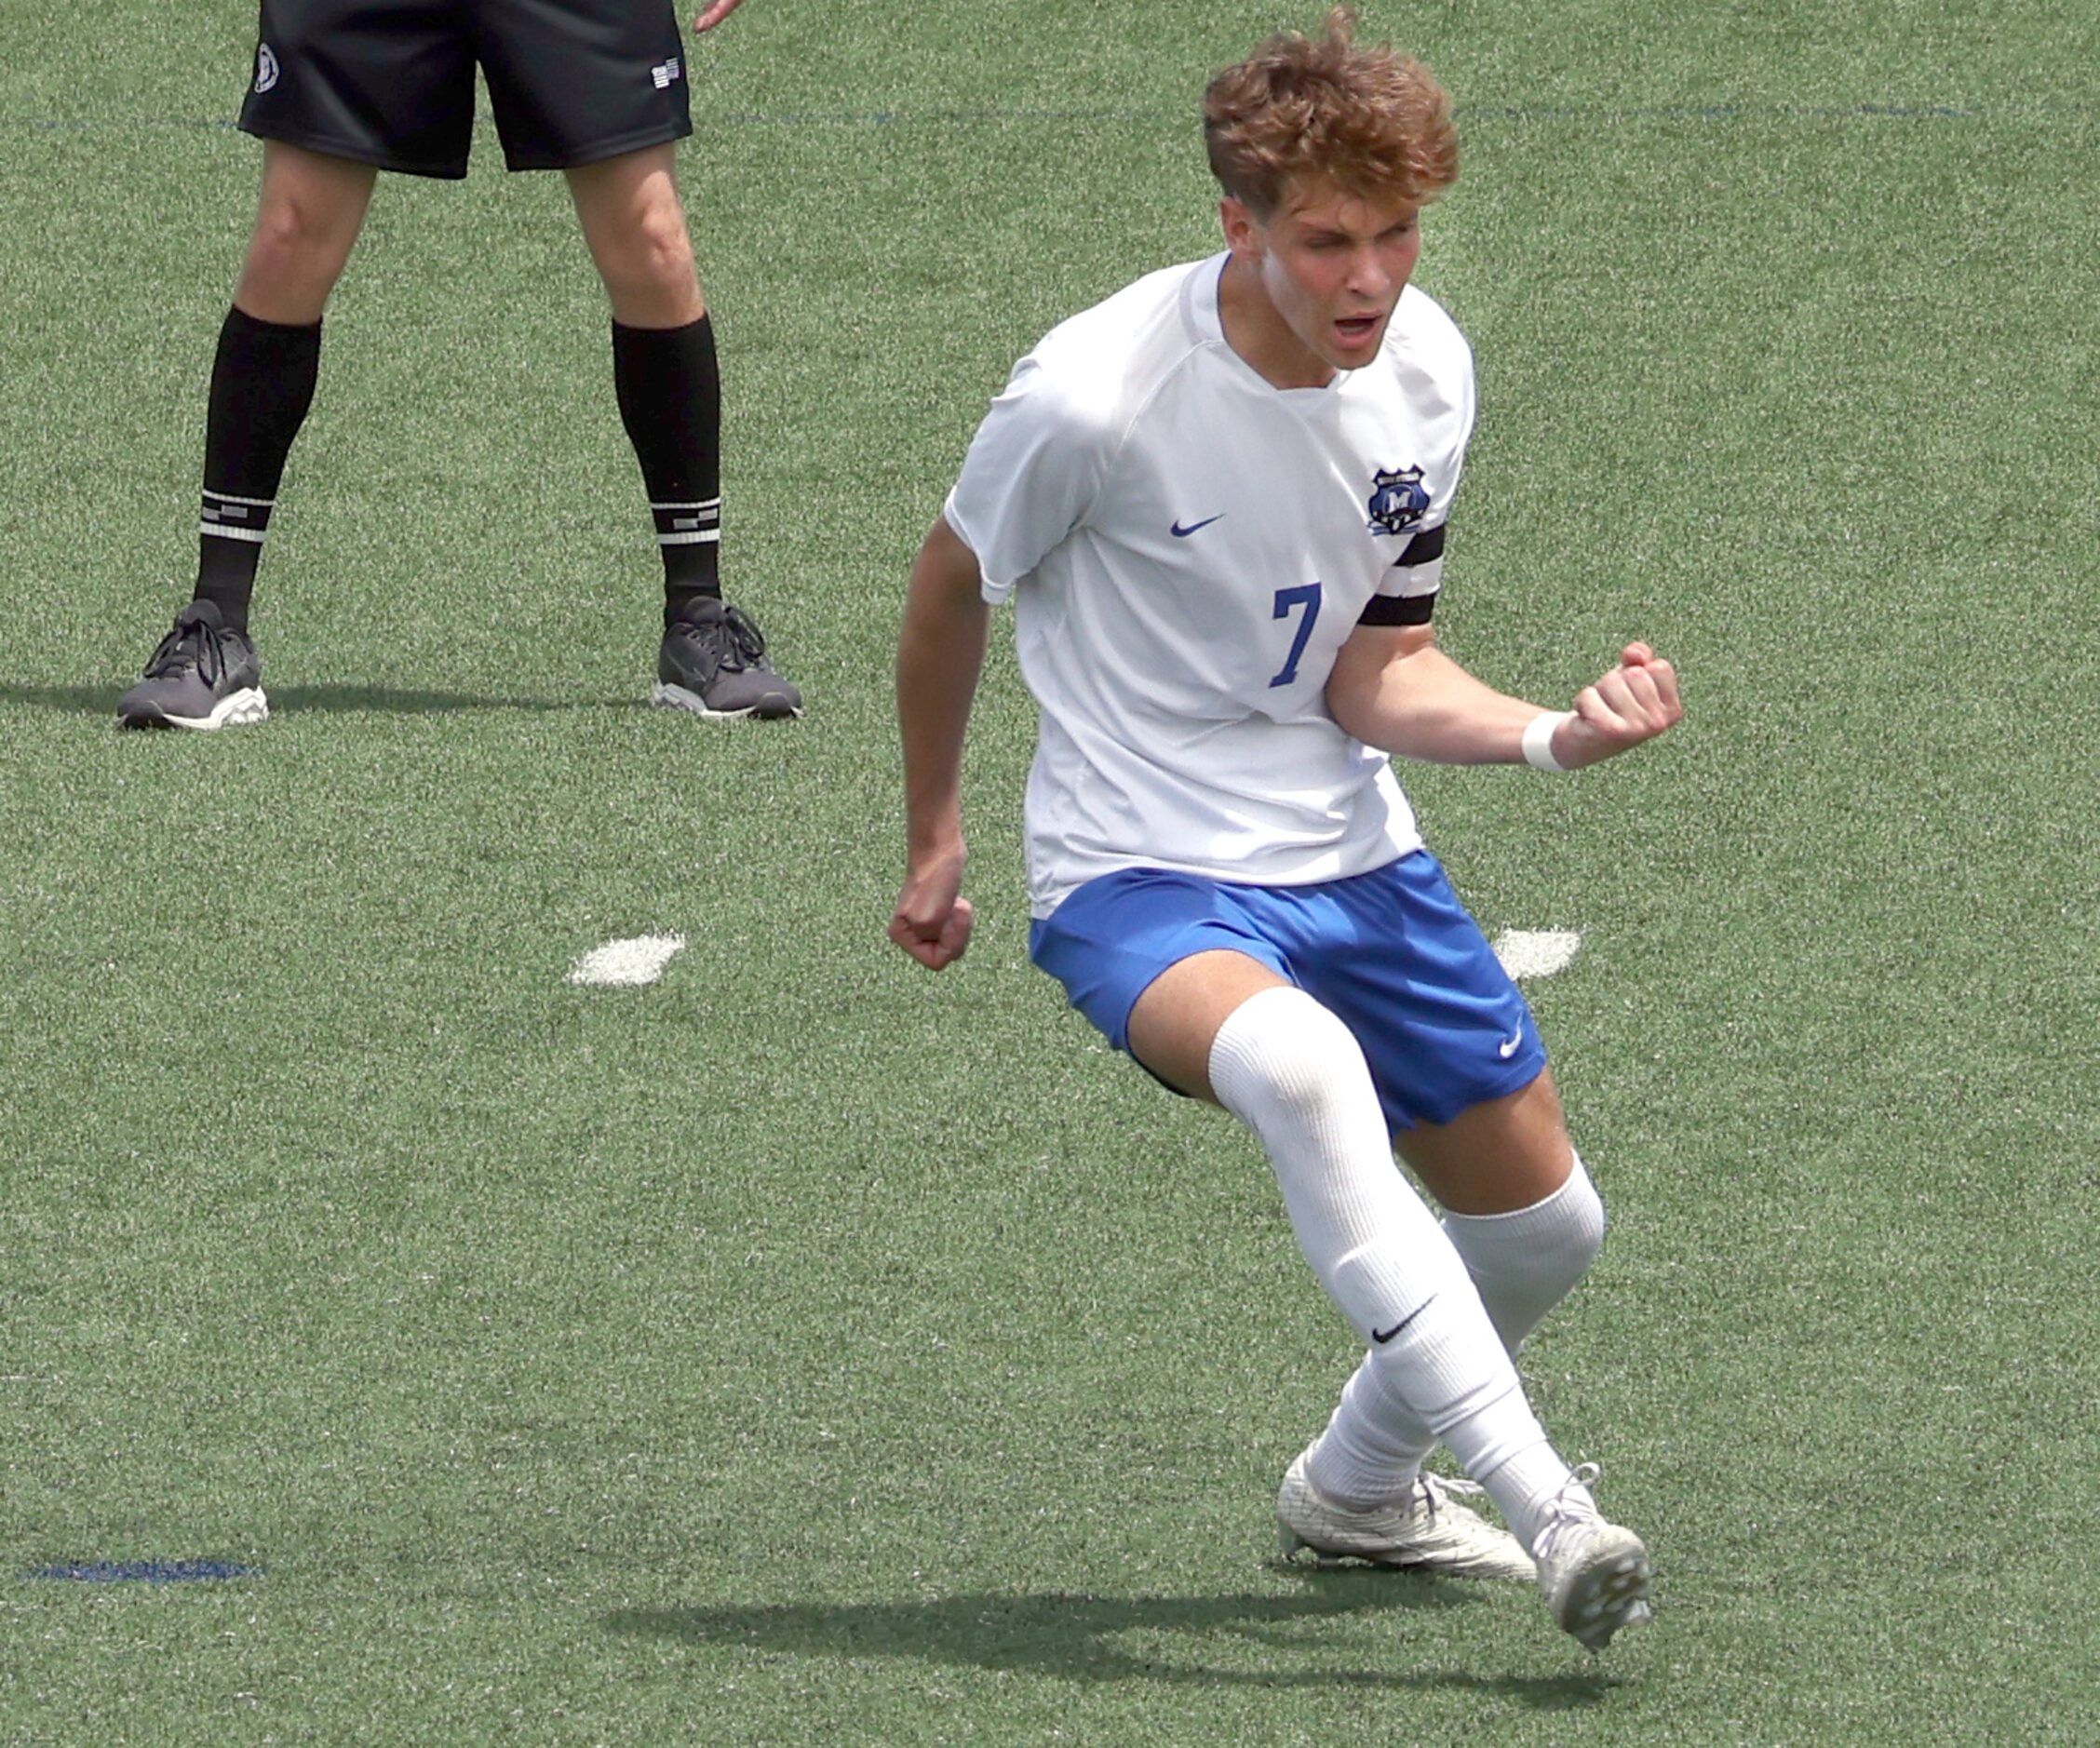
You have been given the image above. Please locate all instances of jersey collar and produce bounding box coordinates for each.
[1190,251,1353,406]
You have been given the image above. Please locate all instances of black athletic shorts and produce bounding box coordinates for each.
[238,0,693,178]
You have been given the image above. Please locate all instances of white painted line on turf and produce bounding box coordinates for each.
[1493,928,1582,980]
[568,934,687,988]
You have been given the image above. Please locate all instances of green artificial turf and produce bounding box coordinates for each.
[3,1,2096,1741]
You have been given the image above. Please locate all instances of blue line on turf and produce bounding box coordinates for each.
[30,1561,258,1583]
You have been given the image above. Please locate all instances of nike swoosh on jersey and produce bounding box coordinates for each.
[1170,515,1225,537]
[1497,1030,1524,1058]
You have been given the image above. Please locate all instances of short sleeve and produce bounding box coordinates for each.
[943,353,1119,605]
[1364,316,1474,624]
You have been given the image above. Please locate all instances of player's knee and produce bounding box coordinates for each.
[599,206,697,304]
[247,191,356,285]
[640,204,696,285]
[1212,986,1378,1131]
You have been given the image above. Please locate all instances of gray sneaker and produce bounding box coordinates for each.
[1276,1447,1537,1582]
[652,598,801,720]
[115,600,268,731]
[1531,1464,1653,1650]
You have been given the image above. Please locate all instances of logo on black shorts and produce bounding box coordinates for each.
[1366,465,1431,536]
[254,44,279,94]
[652,56,682,88]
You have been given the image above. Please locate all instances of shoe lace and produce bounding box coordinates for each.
[141,614,227,686]
[1417,1472,1490,1521]
[1534,1461,1604,1561]
[683,604,768,672]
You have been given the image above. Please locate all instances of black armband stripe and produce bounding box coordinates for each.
[1357,591,1437,627]
[1393,523,1446,568]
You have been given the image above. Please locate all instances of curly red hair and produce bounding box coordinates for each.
[1204,7,1458,217]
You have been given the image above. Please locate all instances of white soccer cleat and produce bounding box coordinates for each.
[1531,1463,1654,1651]
[1276,1448,1537,1582]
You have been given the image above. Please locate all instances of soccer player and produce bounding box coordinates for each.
[115,0,799,730]
[889,9,1681,1651]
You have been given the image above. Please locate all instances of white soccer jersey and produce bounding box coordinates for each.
[945,252,1476,919]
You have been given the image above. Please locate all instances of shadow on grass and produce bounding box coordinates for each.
[0,683,631,716]
[602,1572,1620,1704]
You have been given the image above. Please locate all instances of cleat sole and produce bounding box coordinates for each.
[115,687,269,732]
[1565,1552,1654,1651]
[650,681,801,721]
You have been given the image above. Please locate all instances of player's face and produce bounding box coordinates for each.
[1222,179,1422,385]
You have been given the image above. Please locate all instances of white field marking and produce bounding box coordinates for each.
[1493,928,1582,981]
[568,934,687,988]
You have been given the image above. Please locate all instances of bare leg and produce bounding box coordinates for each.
[235,141,378,324]
[564,143,705,328]
[1397,1069,1574,1215]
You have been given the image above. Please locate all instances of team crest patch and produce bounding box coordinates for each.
[253,44,279,94]
[1366,465,1431,536]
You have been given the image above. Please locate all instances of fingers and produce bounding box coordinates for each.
[1562,647,1682,767]
[693,0,747,31]
[1590,661,1676,731]
[1612,644,1680,714]
[886,913,953,970]
[888,894,976,971]
[1602,645,1682,720]
[1577,677,1666,742]
[1644,654,1681,716]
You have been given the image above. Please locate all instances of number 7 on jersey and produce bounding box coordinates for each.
[1269,583,1323,687]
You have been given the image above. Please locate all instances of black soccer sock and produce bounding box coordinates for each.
[612,315,722,620]
[195,305,322,633]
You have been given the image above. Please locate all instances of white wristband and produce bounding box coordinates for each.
[1521,710,1576,773]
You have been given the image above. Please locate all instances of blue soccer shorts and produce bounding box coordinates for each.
[1028,851,1547,1132]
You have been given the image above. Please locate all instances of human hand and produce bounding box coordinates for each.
[1551,642,1683,769]
[889,848,976,971]
[693,0,747,31]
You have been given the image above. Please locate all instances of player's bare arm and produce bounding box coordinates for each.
[1326,624,1682,769]
[693,0,749,31]
[891,517,991,970]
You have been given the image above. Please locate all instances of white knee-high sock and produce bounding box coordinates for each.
[1445,1154,1605,1354]
[1208,987,1581,1548]
[1304,1155,1607,1519]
